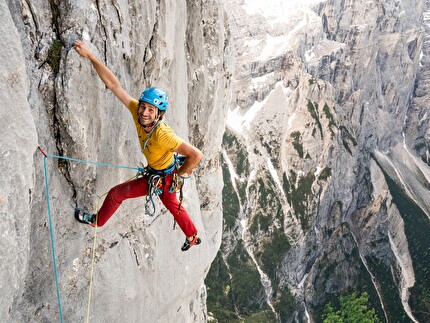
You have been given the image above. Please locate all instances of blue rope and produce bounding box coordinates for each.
[45,153,144,172]
[42,156,64,323]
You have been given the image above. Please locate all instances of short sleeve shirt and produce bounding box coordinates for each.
[128,99,183,170]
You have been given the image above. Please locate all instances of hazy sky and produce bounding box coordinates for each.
[243,0,326,21]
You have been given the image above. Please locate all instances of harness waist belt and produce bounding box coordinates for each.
[146,161,176,177]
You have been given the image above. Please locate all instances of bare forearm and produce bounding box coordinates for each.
[73,40,120,91]
[177,149,203,177]
[74,40,132,106]
[86,53,120,91]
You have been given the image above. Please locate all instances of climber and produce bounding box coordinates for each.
[72,40,203,251]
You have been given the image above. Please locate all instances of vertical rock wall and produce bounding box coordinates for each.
[0,1,38,320]
[1,0,229,322]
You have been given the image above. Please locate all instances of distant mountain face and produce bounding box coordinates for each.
[206,0,430,322]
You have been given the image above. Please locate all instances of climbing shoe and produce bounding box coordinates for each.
[181,235,201,251]
[74,208,96,226]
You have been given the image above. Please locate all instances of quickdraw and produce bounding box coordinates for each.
[169,173,184,193]
[145,174,163,216]
[170,173,185,230]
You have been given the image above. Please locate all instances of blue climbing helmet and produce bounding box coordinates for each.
[139,87,168,111]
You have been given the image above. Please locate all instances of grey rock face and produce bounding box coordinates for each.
[1,0,230,322]
[207,0,430,322]
[0,2,38,320]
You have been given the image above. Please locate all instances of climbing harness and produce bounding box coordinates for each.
[37,146,142,323]
[142,153,188,218]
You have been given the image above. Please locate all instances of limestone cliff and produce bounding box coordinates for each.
[1,0,229,322]
[206,0,430,322]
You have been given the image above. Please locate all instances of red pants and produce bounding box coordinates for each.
[96,174,198,237]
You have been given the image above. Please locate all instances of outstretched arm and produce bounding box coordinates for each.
[73,40,132,108]
[175,142,203,177]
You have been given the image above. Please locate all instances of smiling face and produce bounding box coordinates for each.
[138,101,158,131]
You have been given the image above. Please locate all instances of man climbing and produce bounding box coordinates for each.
[72,40,203,251]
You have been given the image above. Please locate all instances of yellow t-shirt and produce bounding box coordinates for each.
[128,99,183,170]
